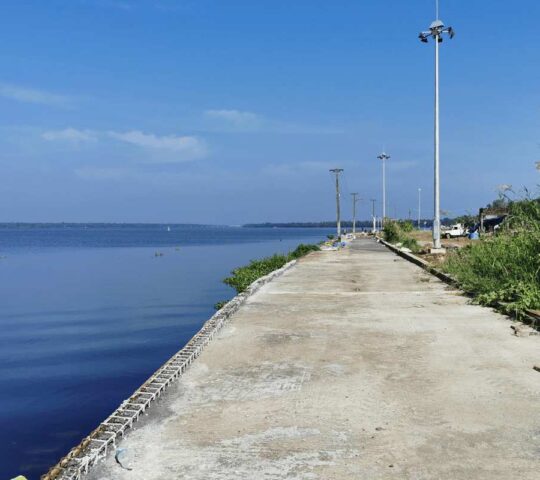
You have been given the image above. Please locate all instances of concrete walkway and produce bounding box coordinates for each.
[91,239,540,480]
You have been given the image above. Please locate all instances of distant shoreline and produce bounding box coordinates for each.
[0,222,335,228]
[0,222,227,228]
[0,221,441,229]
[244,222,374,228]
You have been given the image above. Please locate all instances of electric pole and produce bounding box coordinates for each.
[351,193,359,235]
[329,168,344,238]
[370,199,376,233]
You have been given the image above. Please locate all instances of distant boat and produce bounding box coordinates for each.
[167,226,171,232]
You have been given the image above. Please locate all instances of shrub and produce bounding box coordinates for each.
[288,243,320,259]
[398,220,415,232]
[223,254,289,293]
[443,198,540,317]
[222,243,320,295]
[401,237,420,253]
[384,220,421,252]
[383,221,401,243]
[214,300,228,310]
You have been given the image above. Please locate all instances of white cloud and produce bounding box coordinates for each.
[40,127,207,162]
[107,130,207,160]
[0,83,71,106]
[203,108,343,135]
[204,109,262,129]
[42,128,96,143]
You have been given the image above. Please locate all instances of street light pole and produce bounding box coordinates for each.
[434,29,441,247]
[419,4,454,250]
[370,199,376,233]
[377,152,390,225]
[351,193,359,235]
[329,168,344,239]
[418,188,422,229]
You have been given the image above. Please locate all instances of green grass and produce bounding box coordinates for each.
[443,198,540,318]
[214,243,321,308]
[213,300,229,310]
[401,237,421,253]
[287,243,321,259]
[223,253,290,294]
[383,220,420,253]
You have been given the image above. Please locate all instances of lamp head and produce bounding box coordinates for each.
[419,19,455,43]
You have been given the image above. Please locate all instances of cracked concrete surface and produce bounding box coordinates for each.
[90,239,540,479]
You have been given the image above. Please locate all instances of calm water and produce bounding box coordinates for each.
[0,224,332,479]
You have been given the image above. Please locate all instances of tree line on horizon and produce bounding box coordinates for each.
[245,219,442,228]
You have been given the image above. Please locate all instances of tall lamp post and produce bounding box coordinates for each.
[370,199,376,233]
[419,4,454,250]
[418,188,422,229]
[377,152,390,225]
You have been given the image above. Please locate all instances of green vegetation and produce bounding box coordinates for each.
[443,198,540,318]
[244,221,375,228]
[223,253,290,294]
[288,243,321,259]
[383,220,420,253]
[214,300,228,310]
[401,237,421,253]
[398,219,415,232]
[214,243,321,308]
[383,220,401,243]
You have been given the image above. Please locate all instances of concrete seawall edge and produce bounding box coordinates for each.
[41,259,298,480]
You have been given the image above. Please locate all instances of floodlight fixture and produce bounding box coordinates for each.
[419,20,455,44]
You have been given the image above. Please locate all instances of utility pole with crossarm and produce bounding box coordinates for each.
[329,169,344,239]
[351,193,359,235]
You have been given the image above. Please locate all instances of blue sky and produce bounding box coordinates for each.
[0,0,539,223]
